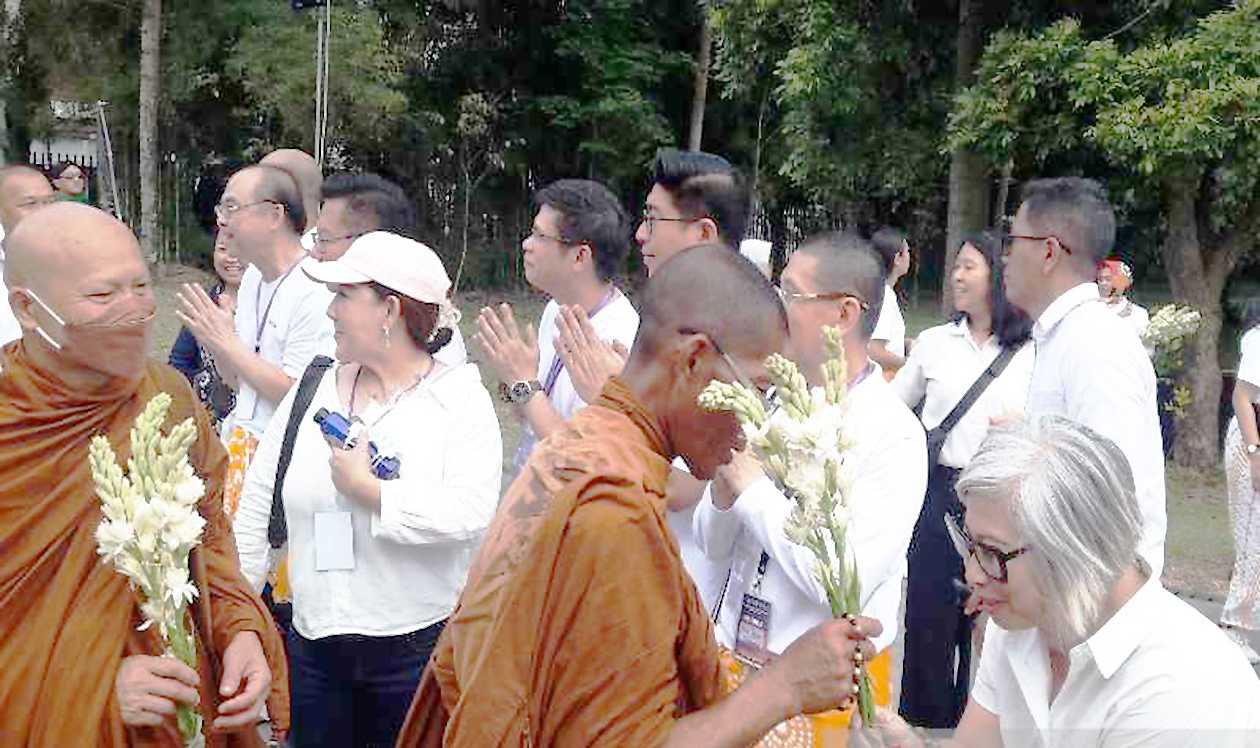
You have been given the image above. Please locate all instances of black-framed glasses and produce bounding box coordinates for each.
[678,326,776,410]
[314,230,367,247]
[1001,232,1074,257]
[215,199,282,222]
[640,208,708,236]
[944,512,1029,584]
[775,284,870,310]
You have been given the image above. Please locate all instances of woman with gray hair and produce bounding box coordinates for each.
[870,416,1260,747]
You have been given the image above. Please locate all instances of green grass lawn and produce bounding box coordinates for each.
[152,266,1237,596]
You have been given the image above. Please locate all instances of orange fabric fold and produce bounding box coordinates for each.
[0,340,289,747]
[396,377,724,747]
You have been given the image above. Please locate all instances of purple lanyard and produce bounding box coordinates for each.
[253,259,303,353]
[542,287,619,397]
[849,361,876,389]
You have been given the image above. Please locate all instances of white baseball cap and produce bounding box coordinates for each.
[302,231,452,305]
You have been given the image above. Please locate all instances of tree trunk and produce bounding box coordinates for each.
[942,0,989,314]
[687,5,713,152]
[0,0,22,163]
[748,92,769,230]
[138,0,161,262]
[1161,175,1231,468]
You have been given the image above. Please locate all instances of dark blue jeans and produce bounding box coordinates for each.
[288,620,445,748]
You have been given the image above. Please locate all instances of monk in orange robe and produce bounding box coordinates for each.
[0,203,288,746]
[397,244,880,747]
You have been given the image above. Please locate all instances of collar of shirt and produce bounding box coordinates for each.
[1033,282,1100,343]
[1075,572,1160,679]
[948,317,1000,354]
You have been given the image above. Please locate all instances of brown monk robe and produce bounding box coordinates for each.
[0,203,288,746]
[397,245,880,748]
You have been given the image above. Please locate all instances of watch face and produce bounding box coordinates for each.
[511,381,534,402]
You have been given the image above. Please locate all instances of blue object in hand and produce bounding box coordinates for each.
[313,407,401,480]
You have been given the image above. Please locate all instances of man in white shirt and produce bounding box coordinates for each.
[1002,177,1166,575]
[313,171,468,367]
[0,166,57,346]
[869,227,911,374]
[473,179,639,476]
[175,164,335,515]
[695,232,926,706]
[260,148,322,252]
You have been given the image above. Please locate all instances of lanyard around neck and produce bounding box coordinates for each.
[253,257,305,353]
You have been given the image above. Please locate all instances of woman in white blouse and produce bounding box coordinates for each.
[869,227,911,375]
[892,231,1034,729]
[873,417,1260,747]
[1221,300,1260,664]
[233,232,502,748]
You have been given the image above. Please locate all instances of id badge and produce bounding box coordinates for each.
[734,593,773,668]
[313,511,355,571]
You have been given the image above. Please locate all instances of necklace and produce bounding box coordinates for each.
[348,359,435,423]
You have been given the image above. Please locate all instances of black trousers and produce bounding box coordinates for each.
[899,464,973,729]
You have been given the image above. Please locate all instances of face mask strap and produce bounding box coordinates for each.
[21,289,66,351]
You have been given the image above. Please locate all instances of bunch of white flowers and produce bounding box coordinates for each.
[1141,304,1202,377]
[90,393,206,747]
[699,326,872,723]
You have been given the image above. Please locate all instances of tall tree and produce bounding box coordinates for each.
[0,0,21,162]
[687,6,712,151]
[138,0,161,261]
[950,2,1260,466]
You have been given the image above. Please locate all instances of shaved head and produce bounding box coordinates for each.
[260,149,322,229]
[793,232,885,338]
[0,166,56,233]
[6,203,143,295]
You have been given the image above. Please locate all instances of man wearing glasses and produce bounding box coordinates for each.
[175,164,335,518]
[1001,177,1166,576]
[0,165,57,345]
[636,148,749,276]
[473,179,639,477]
[312,171,467,366]
[694,231,926,737]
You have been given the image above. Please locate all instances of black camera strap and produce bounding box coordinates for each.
[268,355,334,549]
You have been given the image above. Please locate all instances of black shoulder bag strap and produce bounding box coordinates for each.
[925,343,1023,467]
[267,355,334,549]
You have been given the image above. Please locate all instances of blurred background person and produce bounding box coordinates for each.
[234,232,501,748]
[169,230,245,429]
[869,226,911,376]
[49,161,90,204]
[892,230,1034,728]
[1221,298,1260,664]
[1098,258,1149,339]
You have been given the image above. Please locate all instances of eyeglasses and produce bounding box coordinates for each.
[214,199,282,222]
[945,512,1029,584]
[56,172,84,181]
[640,208,707,237]
[314,230,366,247]
[776,285,870,310]
[678,326,776,410]
[1002,232,1074,257]
[525,228,574,245]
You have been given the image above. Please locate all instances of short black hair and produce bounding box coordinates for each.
[652,149,749,246]
[242,164,306,235]
[534,179,630,283]
[321,172,416,237]
[51,160,83,180]
[952,230,1033,349]
[871,227,906,275]
[1019,177,1115,265]
[794,231,886,339]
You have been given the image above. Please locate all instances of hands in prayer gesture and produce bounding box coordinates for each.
[474,303,539,386]
[175,284,239,358]
[554,305,628,404]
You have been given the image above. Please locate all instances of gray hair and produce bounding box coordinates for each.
[956,415,1142,649]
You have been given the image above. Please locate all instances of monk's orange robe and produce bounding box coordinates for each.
[0,342,289,746]
[396,378,724,747]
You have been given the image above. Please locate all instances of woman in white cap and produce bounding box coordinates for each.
[233,231,502,748]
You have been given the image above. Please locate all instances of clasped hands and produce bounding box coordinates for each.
[175,284,239,357]
[116,630,270,733]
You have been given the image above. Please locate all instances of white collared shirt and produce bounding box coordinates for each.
[233,361,503,639]
[892,319,1034,469]
[221,264,336,439]
[693,369,927,653]
[666,457,728,614]
[872,285,906,357]
[511,294,639,473]
[972,576,1260,747]
[1107,298,1150,340]
[1026,283,1166,575]
[1236,328,1260,401]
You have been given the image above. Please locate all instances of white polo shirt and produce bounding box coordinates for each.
[892,319,1034,469]
[221,264,336,439]
[972,576,1260,747]
[872,285,906,357]
[693,368,927,653]
[1026,283,1166,576]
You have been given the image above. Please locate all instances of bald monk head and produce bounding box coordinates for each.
[622,243,788,479]
[260,148,322,230]
[0,165,56,234]
[5,203,155,388]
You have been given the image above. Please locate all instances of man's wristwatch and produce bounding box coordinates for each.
[1247,443,1260,456]
[499,379,543,405]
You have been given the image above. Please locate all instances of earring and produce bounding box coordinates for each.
[382,325,391,349]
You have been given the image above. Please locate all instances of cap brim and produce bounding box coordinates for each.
[300,256,372,286]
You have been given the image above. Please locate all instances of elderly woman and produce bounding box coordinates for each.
[874,416,1260,747]
[233,231,502,748]
[1098,258,1149,339]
